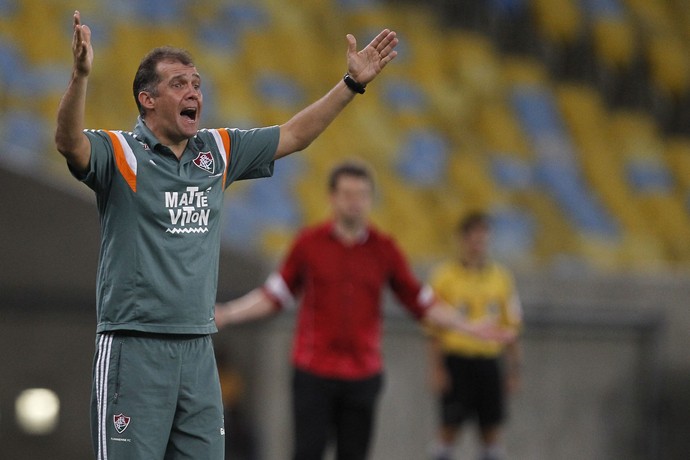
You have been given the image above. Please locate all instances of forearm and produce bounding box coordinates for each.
[428,337,446,371]
[215,288,278,328]
[424,302,469,333]
[424,302,518,342]
[55,72,90,169]
[504,340,522,373]
[427,337,449,394]
[275,79,356,158]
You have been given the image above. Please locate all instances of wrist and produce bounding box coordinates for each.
[343,73,366,94]
[72,69,89,80]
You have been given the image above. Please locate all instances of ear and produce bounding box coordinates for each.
[138,91,155,111]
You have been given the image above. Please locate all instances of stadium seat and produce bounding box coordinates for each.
[531,0,583,45]
[664,138,690,191]
[626,156,674,194]
[488,204,536,264]
[591,15,636,70]
[476,101,532,159]
[395,128,449,187]
[646,35,690,97]
[0,110,50,169]
[490,154,534,191]
[555,83,646,236]
[445,31,504,100]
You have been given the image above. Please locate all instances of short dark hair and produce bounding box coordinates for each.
[457,210,490,235]
[132,46,195,117]
[328,160,375,192]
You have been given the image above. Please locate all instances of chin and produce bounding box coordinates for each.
[181,124,199,137]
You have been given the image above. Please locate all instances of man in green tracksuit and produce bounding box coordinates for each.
[55,10,399,459]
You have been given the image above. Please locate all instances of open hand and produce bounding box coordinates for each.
[346,29,398,85]
[71,10,93,77]
[467,321,517,343]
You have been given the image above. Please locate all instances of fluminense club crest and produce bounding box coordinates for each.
[113,413,131,434]
[193,151,215,173]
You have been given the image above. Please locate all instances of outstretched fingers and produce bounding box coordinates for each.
[345,28,398,84]
[371,30,398,67]
[71,10,92,75]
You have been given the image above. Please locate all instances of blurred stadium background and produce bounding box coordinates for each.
[1,0,689,458]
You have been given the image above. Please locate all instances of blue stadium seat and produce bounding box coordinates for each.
[489,205,536,260]
[196,1,269,53]
[626,157,674,193]
[255,73,306,109]
[0,110,48,169]
[335,0,382,12]
[579,0,625,18]
[0,39,25,89]
[0,0,17,15]
[195,19,242,55]
[510,85,565,139]
[108,0,185,23]
[222,157,304,248]
[535,161,618,236]
[395,128,448,187]
[381,79,428,113]
[489,0,527,13]
[511,85,619,237]
[490,154,534,190]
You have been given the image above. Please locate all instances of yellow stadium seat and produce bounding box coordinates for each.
[664,138,690,191]
[531,0,582,45]
[515,191,578,265]
[625,0,675,35]
[447,149,503,209]
[475,102,532,159]
[637,194,690,262]
[592,17,636,70]
[502,56,548,85]
[445,31,504,100]
[646,35,690,96]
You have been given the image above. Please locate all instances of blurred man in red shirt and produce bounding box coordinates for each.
[215,160,513,460]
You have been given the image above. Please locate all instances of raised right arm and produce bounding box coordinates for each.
[55,10,93,173]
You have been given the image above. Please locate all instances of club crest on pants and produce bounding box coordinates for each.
[113,413,131,433]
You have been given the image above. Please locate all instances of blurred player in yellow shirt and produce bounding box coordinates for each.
[428,211,522,460]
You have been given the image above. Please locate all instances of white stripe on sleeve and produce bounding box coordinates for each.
[417,284,435,309]
[112,131,138,175]
[264,272,296,310]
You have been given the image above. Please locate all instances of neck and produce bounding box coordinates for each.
[142,118,188,159]
[166,142,187,159]
[461,254,486,270]
[333,219,366,244]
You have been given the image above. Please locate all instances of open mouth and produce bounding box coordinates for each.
[180,107,198,122]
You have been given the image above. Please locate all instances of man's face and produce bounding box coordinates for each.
[461,224,490,261]
[146,60,203,142]
[330,175,373,228]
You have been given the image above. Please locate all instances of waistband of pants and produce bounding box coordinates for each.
[106,330,208,340]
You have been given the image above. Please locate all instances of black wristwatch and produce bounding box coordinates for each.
[343,73,366,94]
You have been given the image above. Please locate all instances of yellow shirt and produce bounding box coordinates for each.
[428,260,522,358]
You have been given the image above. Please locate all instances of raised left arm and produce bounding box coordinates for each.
[275,29,398,158]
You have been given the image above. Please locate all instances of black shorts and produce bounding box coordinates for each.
[439,354,505,429]
[291,368,383,460]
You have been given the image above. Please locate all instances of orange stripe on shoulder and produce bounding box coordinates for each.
[217,128,232,184]
[105,130,137,192]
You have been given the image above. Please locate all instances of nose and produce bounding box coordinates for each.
[184,83,201,99]
[187,88,200,99]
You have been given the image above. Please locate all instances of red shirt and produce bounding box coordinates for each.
[263,221,434,379]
